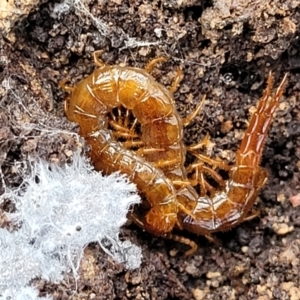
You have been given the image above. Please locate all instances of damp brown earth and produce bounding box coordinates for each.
[0,0,300,299]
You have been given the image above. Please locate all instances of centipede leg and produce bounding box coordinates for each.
[166,233,198,256]
[112,132,139,140]
[129,211,174,237]
[182,95,206,126]
[172,180,192,187]
[188,151,230,171]
[186,132,211,151]
[119,108,139,133]
[60,79,75,116]
[169,67,183,94]
[93,50,106,67]
[136,147,164,156]
[205,234,221,245]
[124,108,132,128]
[145,57,168,73]
[59,79,74,93]
[109,120,138,134]
[153,157,182,169]
[188,162,225,186]
[123,140,144,149]
[129,212,153,233]
[186,163,214,196]
[243,209,260,221]
[109,107,141,148]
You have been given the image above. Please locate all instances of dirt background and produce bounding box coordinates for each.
[1,0,300,299]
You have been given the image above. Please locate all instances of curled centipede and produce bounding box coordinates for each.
[61,51,288,254]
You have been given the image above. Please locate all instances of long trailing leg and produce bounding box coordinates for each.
[237,72,288,166]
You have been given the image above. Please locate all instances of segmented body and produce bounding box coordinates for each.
[63,56,196,236]
[62,52,288,250]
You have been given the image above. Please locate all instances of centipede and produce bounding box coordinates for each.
[61,50,288,255]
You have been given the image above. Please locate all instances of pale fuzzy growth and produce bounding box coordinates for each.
[0,285,52,300]
[0,228,63,297]
[0,153,141,298]
[8,153,142,270]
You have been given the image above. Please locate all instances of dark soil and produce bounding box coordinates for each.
[1,0,300,299]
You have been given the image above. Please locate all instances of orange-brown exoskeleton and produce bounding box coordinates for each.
[61,51,288,254]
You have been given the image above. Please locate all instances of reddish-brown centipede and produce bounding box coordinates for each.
[61,51,288,254]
